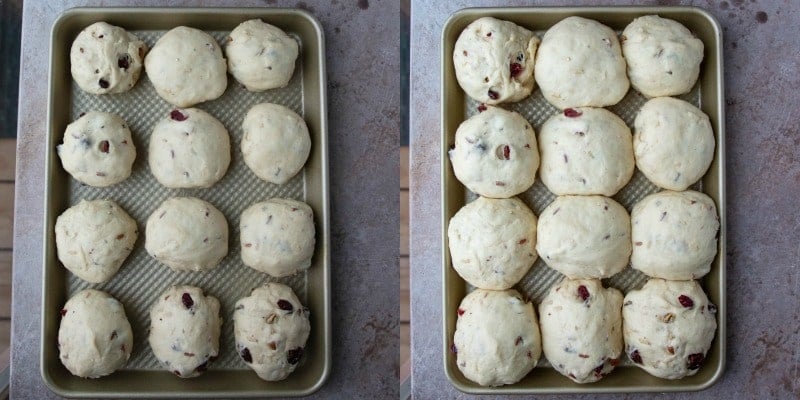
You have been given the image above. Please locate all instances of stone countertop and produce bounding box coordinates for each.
[410,0,799,398]
[12,1,399,398]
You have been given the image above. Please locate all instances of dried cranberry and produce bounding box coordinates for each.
[451,343,458,354]
[277,299,294,312]
[678,295,694,308]
[110,331,117,340]
[240,347,253,363]
[502,145,510,160]
[515,336,523,346]
[687,353,705,370]
[564,108,582,118]
[457,308,465,316]
[268,341,277,350]
[98,79,109,89]
[170,110,188,121]
[518,238,527,245]
[630,350,642,364]
[99,140,109,153]
[509,62,523,78]
[118,55,130,70]
[477,104,487,112]
[609,358,620,366]
[287,347,304,364]
[60,309,67,317]
[594,364,604,374]
[181,293,194,309]
[577,285,590,301]
[487,90,499,100]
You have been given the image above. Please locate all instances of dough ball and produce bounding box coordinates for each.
[453,17,540,104]
[453,288,541,386]
[148,108,231,188]
[55,199,138,283]
[630,190,719,280]
[536,195,631,279]
[225,19,299,91]
[534,16,629,109]
[70,22,147,94]
[539,278,623,383]
[57,111,136,187]
[242,103,311,185]
[448,106,539,198]
[240,198,315,277]
[633,97,715,191]
[622,15,704,98]
[148,285,221,378]
[538,107,634,196]
[58,289,133,378]
[234,282,311,381]
[623,279,717,379]
[145,26,227,107]
[447,196,537,290]
[145,197,229,272]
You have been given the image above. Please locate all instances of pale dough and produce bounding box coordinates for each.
[70,21,147,94]
[225,19,299,91]
[242,103,311,185]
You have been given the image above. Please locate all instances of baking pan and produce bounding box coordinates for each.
[42,8,329,398]
[441,7,725,394]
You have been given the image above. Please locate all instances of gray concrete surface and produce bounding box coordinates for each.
[410,0,799,398]
[13,1,399,398]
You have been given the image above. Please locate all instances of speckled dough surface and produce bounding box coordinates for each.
[148,108,231,188]
[58,289,133,378]
[539,278,623,384]
[241,102,311,185]
[55,199,137,283]
[622,279,717,380]
[634,96,715,191]
[538,107,634,196]
[57,111,136,187]
[148,285,222,378]
[534,16,629,109]
[447,196,537,290]
[453,17,539,104]
[453,288,541,386]
[225,19,299,92]
[70,21,147,94]
[145,197,229,272]
[448,106,539,198]
[622,15,704,98]
[144,26,227,107]
[240,198,315,278]
[536,195,631,279]
[234,282,311,381]
[631,190,719,280]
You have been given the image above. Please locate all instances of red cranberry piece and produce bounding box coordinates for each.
[630,349,643,364]
[457,308,465,316]
[594,364,604,374]
[170,110,188,121]
[487,90,499,100]
[451,343,458,354]
[678,295,694,308]
[477,104,487,112]
[98,79,109,89]
[181,293,194,309]
[240,347,253,363]
[60,309,67,317]
[277,299,294,312]
[110,331,117,341]
[687,353,705,370]
[502,145,510,160]
[577,285,590,301]
[118,55,130,70]
[99,140,110,153]
[510,62,523,78]
[564,108,582,118]
[486,32,492,37]
[518,238,527,245]
[287,347,304,365]
[515,336,523,346]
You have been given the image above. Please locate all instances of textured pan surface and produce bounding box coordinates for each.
[442,7,726,394]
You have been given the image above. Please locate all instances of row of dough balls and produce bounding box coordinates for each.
[449,101,714,199]
[55,197,315,283]
[58,283,310,381]
[71,20,298,105]
[452,278,717,386]
[453,15,704,108]
[56,104,311,188]
[448,190,720,290]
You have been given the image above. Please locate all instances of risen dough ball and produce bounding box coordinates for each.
[453,17,540,104]
[623,279,717,379]
[538,107,634,196]
[240,198,315,277]
[234,282,311,381]
[148,285,221,378]
[55,199,138,283]
[447,196,537,290]
[242,103,311,185]
[70,22,147,94]
[58,289,133,378]
[225,19,299,91]
[539,278,623,383]
[536,196,631,279]
[453,289,541,386]
[622,15,704,98]
[633,97,715,191]
[448,106,539,198]
[534,16,629,109]
[630,190,719,280]
[148,108,231,188]
[145,26,227,107]
[145,197,229,272]
[57,111,136,187]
